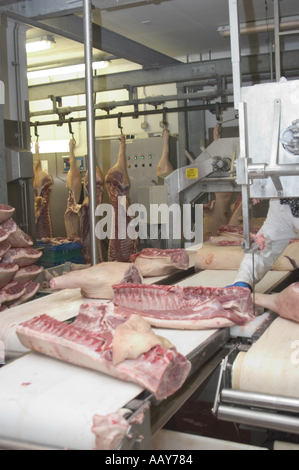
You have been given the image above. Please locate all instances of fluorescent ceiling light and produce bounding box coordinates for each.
[26,35,56,54]
[27,61,109,80]
[31,140,70,154]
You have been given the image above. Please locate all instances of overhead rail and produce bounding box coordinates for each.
[29,88,232,118]
[29,101,235,130]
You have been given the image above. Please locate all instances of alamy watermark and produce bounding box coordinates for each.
[94,197,203,245]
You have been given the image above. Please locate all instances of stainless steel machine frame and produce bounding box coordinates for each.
[229,0,299,253]
[206,0,299,437]
[158,137,241,249]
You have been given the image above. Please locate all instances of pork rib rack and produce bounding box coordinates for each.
[112,284,254,330]
[16,303,191,400]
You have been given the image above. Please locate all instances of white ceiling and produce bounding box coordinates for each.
[26,0,299,70]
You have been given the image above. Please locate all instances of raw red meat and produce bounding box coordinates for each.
[13,265,44,285]
[0,240,11,260]
[41,236,82,245]
[106,134,137,263]
[112,283,254,329]
[8,281,40,308]
[1,219,33,248]
[130,248,189,277]
[81,166,104,263]
[0,227,9,243]
[0,204,15,223]
[16,303,191,400]
[0,263,19,289]
[2,248,42,267]
[64,191,81,238]
[92,413,129,451]
[0,281,26,304]
[33,142,54,239]
[211,227,267,251]
[64,140,82,238]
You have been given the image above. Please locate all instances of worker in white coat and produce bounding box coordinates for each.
[229,198,299,290]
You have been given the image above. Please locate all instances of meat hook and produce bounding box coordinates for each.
[118,113,123,136]
[34,121,39,142]
[68,118,76,145]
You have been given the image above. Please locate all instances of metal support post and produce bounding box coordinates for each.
[83,0,99,266]
[238,102,251,252]
[228,0,242,110]
[274,0,281,82]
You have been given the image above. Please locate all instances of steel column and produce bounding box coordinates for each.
[83,0,98,266]
[274,0,281,82]
[228,0,242,110]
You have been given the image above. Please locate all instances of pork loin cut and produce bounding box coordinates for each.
[13,265,44,285]
[112,283,254,330]
[1,219,33,248]
[2,248,43,267]
[0,205,15,223]
[49,262,143,300]
[16,303,191,400]
[0,240,11,261]
[130,248,189,277]
[0,281,26,304]
[8,281,40,308]
[0,263,19,289]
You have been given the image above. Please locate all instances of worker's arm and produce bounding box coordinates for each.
[234,200,295,288]
[234,237,291,287]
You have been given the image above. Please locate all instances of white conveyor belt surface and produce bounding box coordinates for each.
[0,268,289,449]
[0,327,218,450]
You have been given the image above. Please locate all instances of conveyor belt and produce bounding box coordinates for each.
[0,268,290,449]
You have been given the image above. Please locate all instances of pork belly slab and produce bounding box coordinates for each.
[130,248,189,277]
[112,284,254,330]
[16,303,191,400]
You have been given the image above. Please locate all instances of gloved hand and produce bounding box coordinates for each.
[226,282,252,291]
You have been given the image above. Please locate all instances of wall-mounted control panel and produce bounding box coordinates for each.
[98,136,177,205]
[62,156,86,173]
